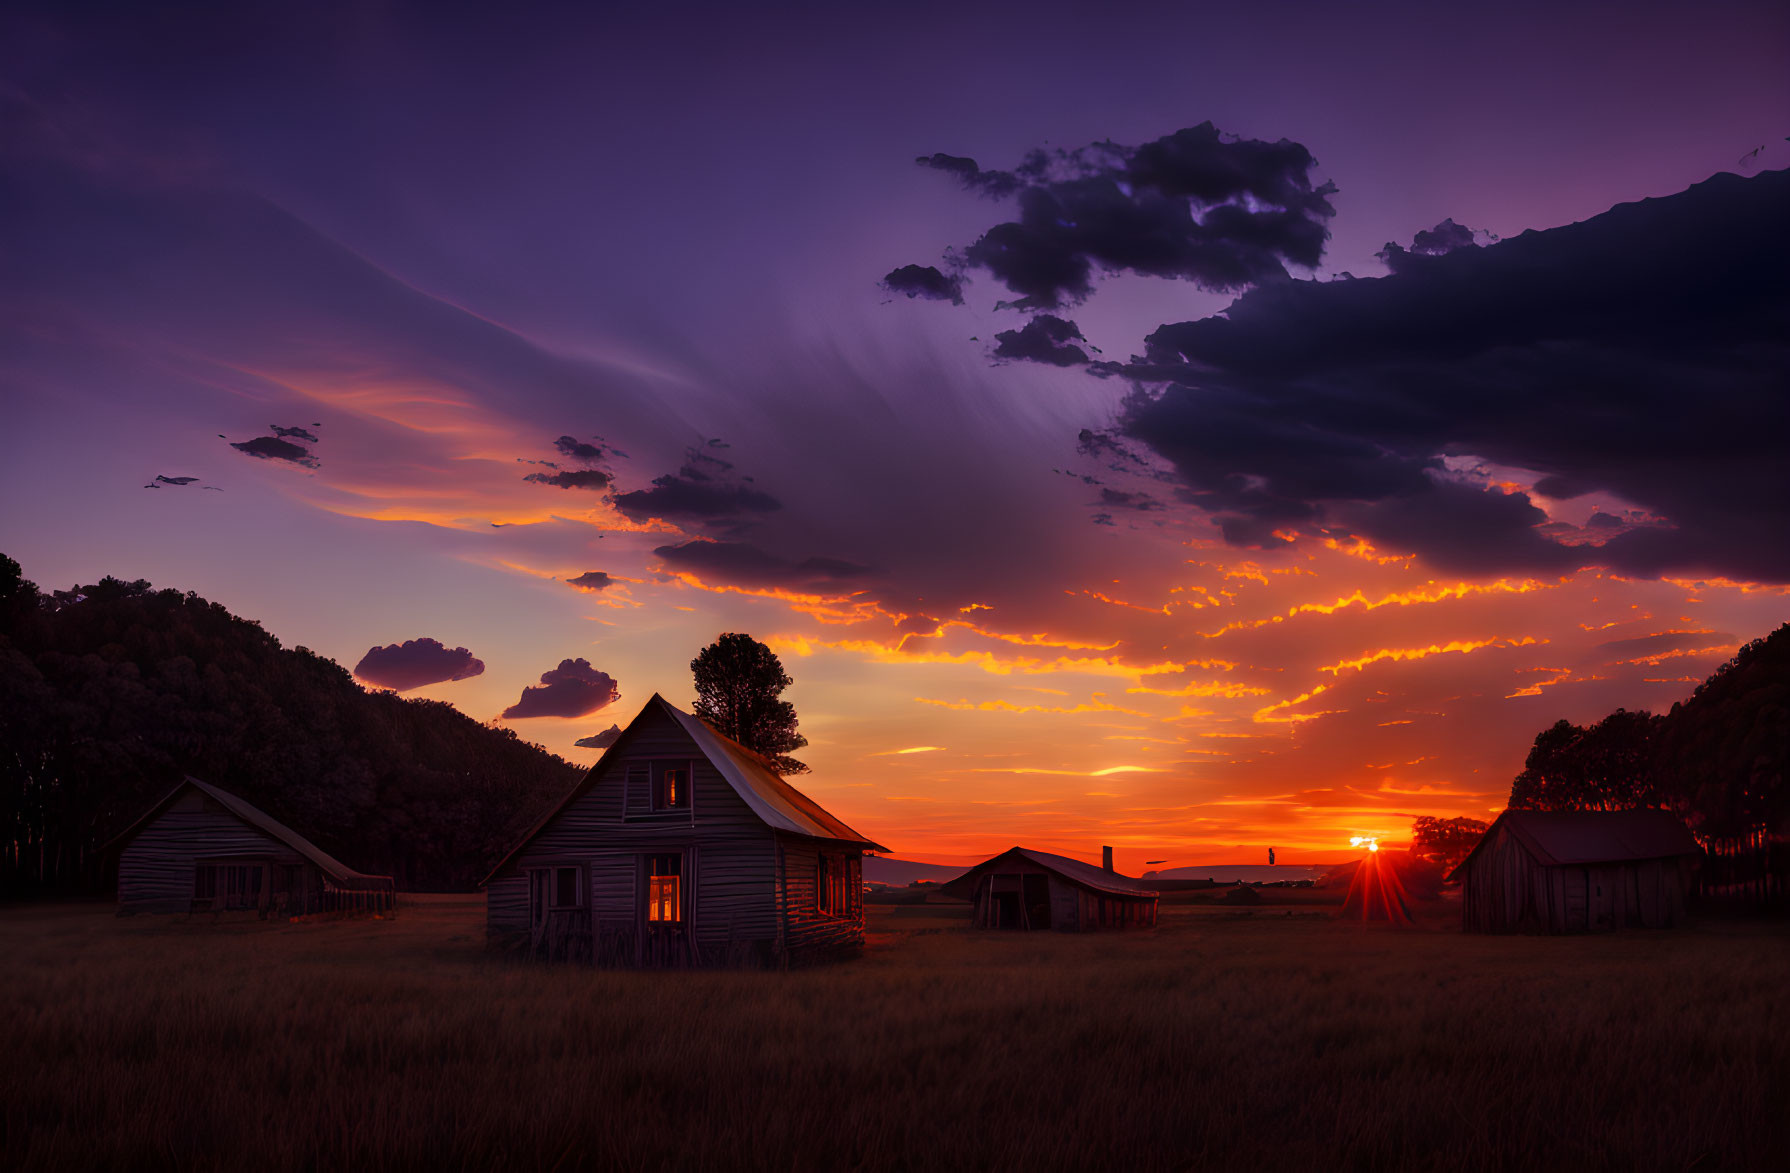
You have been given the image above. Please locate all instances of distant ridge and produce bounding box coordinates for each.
[1148,864,1338,883]
[865,857,1344,887]
[863,857,970,886]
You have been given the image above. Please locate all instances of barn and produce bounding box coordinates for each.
[941,846,1159,930]
[483,694,889,967]
[105,776,396,917]
[1448,808,1700,933]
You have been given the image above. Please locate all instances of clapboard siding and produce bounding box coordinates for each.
[1459,823,1692,933]
[778,834,865,959]
[119,791,303,913]
[111,780,395,919]
[487,703,783,961]
[487,700,874,966]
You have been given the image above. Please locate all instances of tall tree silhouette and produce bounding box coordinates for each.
[690,633,809,774]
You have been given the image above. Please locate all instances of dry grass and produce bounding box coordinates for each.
[3,895,1785,1172]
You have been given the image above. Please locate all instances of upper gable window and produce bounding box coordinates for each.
[652,760,692,811]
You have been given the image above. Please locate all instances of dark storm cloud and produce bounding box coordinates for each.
[612,448,780,530]
[900,122,1336,310]
[523,468,612,490]
[1586,511,1624,530]
[881,263,964,304]
[1110,169,1790,581]
[353,638,486,692]
[575,724,622,750]
[991,315,1090,366]
[916,152,1024,198]
[553,435,605,463]
[229,433,319,467]
[654,539,870,591]
[500,658,620,720]
[1376,218,1482,273]
[565,571,613,591]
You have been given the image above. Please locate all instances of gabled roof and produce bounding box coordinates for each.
[1447,808,1700,881]
[483,694,887,884]
[940,846,1160,900]
[663,702,888,851]
[102,776,393,891]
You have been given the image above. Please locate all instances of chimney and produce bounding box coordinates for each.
[1102,845,1114,873]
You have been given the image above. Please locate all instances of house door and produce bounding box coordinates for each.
[1589,867,1616,931]
[528,868,551,946]
[641,852,689,966]
[1023,874,1052,930]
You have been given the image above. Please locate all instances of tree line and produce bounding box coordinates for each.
[1409,623,1788,865]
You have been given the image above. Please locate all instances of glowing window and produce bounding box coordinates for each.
[652,761,692,811]
[646,853,682,923]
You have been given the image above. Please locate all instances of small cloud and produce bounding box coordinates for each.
[270,425,320,443]
[554,435,605,463]
[501,658,620,719]
[613,449,781,531]
[575,724,622,749]
[881,263,964,304]
[565,571,614,591]
[354,638,485,691]
[230,433,318,467]
[524,469,612,490]
[991,315,1091,366]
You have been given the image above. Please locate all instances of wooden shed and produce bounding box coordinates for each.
[105,777,396,917]
[941,847,1159,930]
[1447,808,1700,933]
[483,694,889,967]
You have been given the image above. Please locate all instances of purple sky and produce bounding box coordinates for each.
[3,0,1786,864]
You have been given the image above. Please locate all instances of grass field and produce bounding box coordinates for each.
[3,895,1785,1172]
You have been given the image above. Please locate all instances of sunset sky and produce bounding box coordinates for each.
[3,1,1786,868]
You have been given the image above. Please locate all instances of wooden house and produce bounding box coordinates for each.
[105,776,396,917]
[941,846,1159,930]
[483,694,888,967]
[1447,808,1700,933]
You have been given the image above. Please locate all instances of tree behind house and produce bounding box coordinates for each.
[690,633,809,774]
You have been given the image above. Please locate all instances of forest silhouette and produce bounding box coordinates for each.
[0,555,579,893]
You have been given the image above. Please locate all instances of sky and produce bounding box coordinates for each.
[3,0,1787,868]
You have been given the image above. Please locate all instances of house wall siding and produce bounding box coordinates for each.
[487,703,785,964]
[1460,825,1692,933]
[118,791,305,914]
[777,833,865,961]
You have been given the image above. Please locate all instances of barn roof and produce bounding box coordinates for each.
[940,847,1160,900]
[102,777,394,891]
[483,694,887,884]
[1447,808,1700,880]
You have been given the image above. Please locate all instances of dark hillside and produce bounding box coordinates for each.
[0,554,581,893]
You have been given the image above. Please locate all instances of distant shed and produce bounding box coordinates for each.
[941,847,1159,930]
[104,777,395,917]
[1447,808,1699,933]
